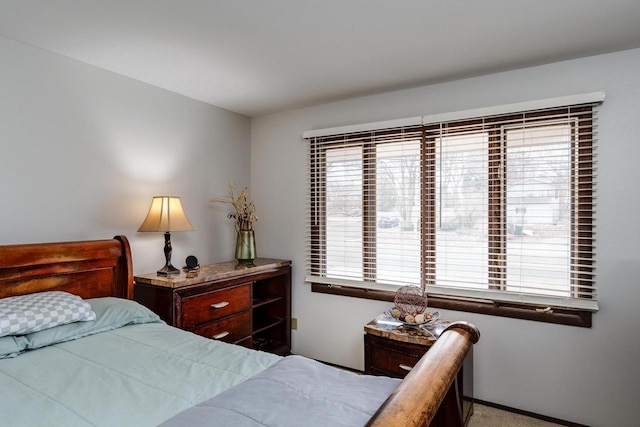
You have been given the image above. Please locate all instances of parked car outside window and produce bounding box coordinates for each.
[378,217,399,228]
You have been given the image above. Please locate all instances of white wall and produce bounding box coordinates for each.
[0,36,251,273]
[251,48,640,426]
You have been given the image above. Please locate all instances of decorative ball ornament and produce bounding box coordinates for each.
[393,285,428,318]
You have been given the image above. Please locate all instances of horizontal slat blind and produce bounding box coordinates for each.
[306,97,600,311]
[308,127,424,285]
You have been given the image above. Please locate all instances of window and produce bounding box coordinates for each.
[306,94,601,327]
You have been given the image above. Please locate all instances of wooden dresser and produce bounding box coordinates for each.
[134,258,291,355]
[364,313,474,427]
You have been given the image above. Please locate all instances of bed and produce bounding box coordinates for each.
[0,236,480,427]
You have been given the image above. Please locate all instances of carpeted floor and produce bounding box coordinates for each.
[468,404,564,427]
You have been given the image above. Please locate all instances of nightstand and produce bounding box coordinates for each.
[134,258,291,355]
[364,312,474,427]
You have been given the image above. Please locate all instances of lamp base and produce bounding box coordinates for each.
[157,263,180,276]
[157,231,180,276]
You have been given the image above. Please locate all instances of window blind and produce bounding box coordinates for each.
[306,94,601,312]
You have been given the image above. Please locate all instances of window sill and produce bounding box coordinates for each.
[311,283,592,328]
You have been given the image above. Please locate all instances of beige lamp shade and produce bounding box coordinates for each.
[138,196,195,232]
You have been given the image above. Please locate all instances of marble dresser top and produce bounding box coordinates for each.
[134,258,291,288]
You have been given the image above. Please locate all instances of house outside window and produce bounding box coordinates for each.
[306,95,602,327]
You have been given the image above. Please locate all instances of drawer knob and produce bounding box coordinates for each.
[213,331,230,340]
[399,364,414,372]
[210,301,230,309]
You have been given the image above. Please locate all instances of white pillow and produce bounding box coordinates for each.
[0,291,96,337]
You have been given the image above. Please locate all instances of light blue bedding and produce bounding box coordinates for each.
[0,297,163,359]
[0,298,281,427]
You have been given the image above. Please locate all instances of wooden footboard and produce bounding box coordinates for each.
[367,322,480,427]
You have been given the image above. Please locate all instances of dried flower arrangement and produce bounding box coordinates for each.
[210,183,258,231]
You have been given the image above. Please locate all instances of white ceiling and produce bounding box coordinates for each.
[1,1,640,117]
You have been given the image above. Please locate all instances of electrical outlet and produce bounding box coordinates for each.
[291,317,298,330]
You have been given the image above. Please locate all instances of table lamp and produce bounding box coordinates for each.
[138,196,194,275]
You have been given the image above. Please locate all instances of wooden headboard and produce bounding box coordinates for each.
[0,236,133,300]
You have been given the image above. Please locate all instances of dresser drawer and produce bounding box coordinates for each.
[365,335,428,378]
[191,311,251,344]
[181,283,251,328]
